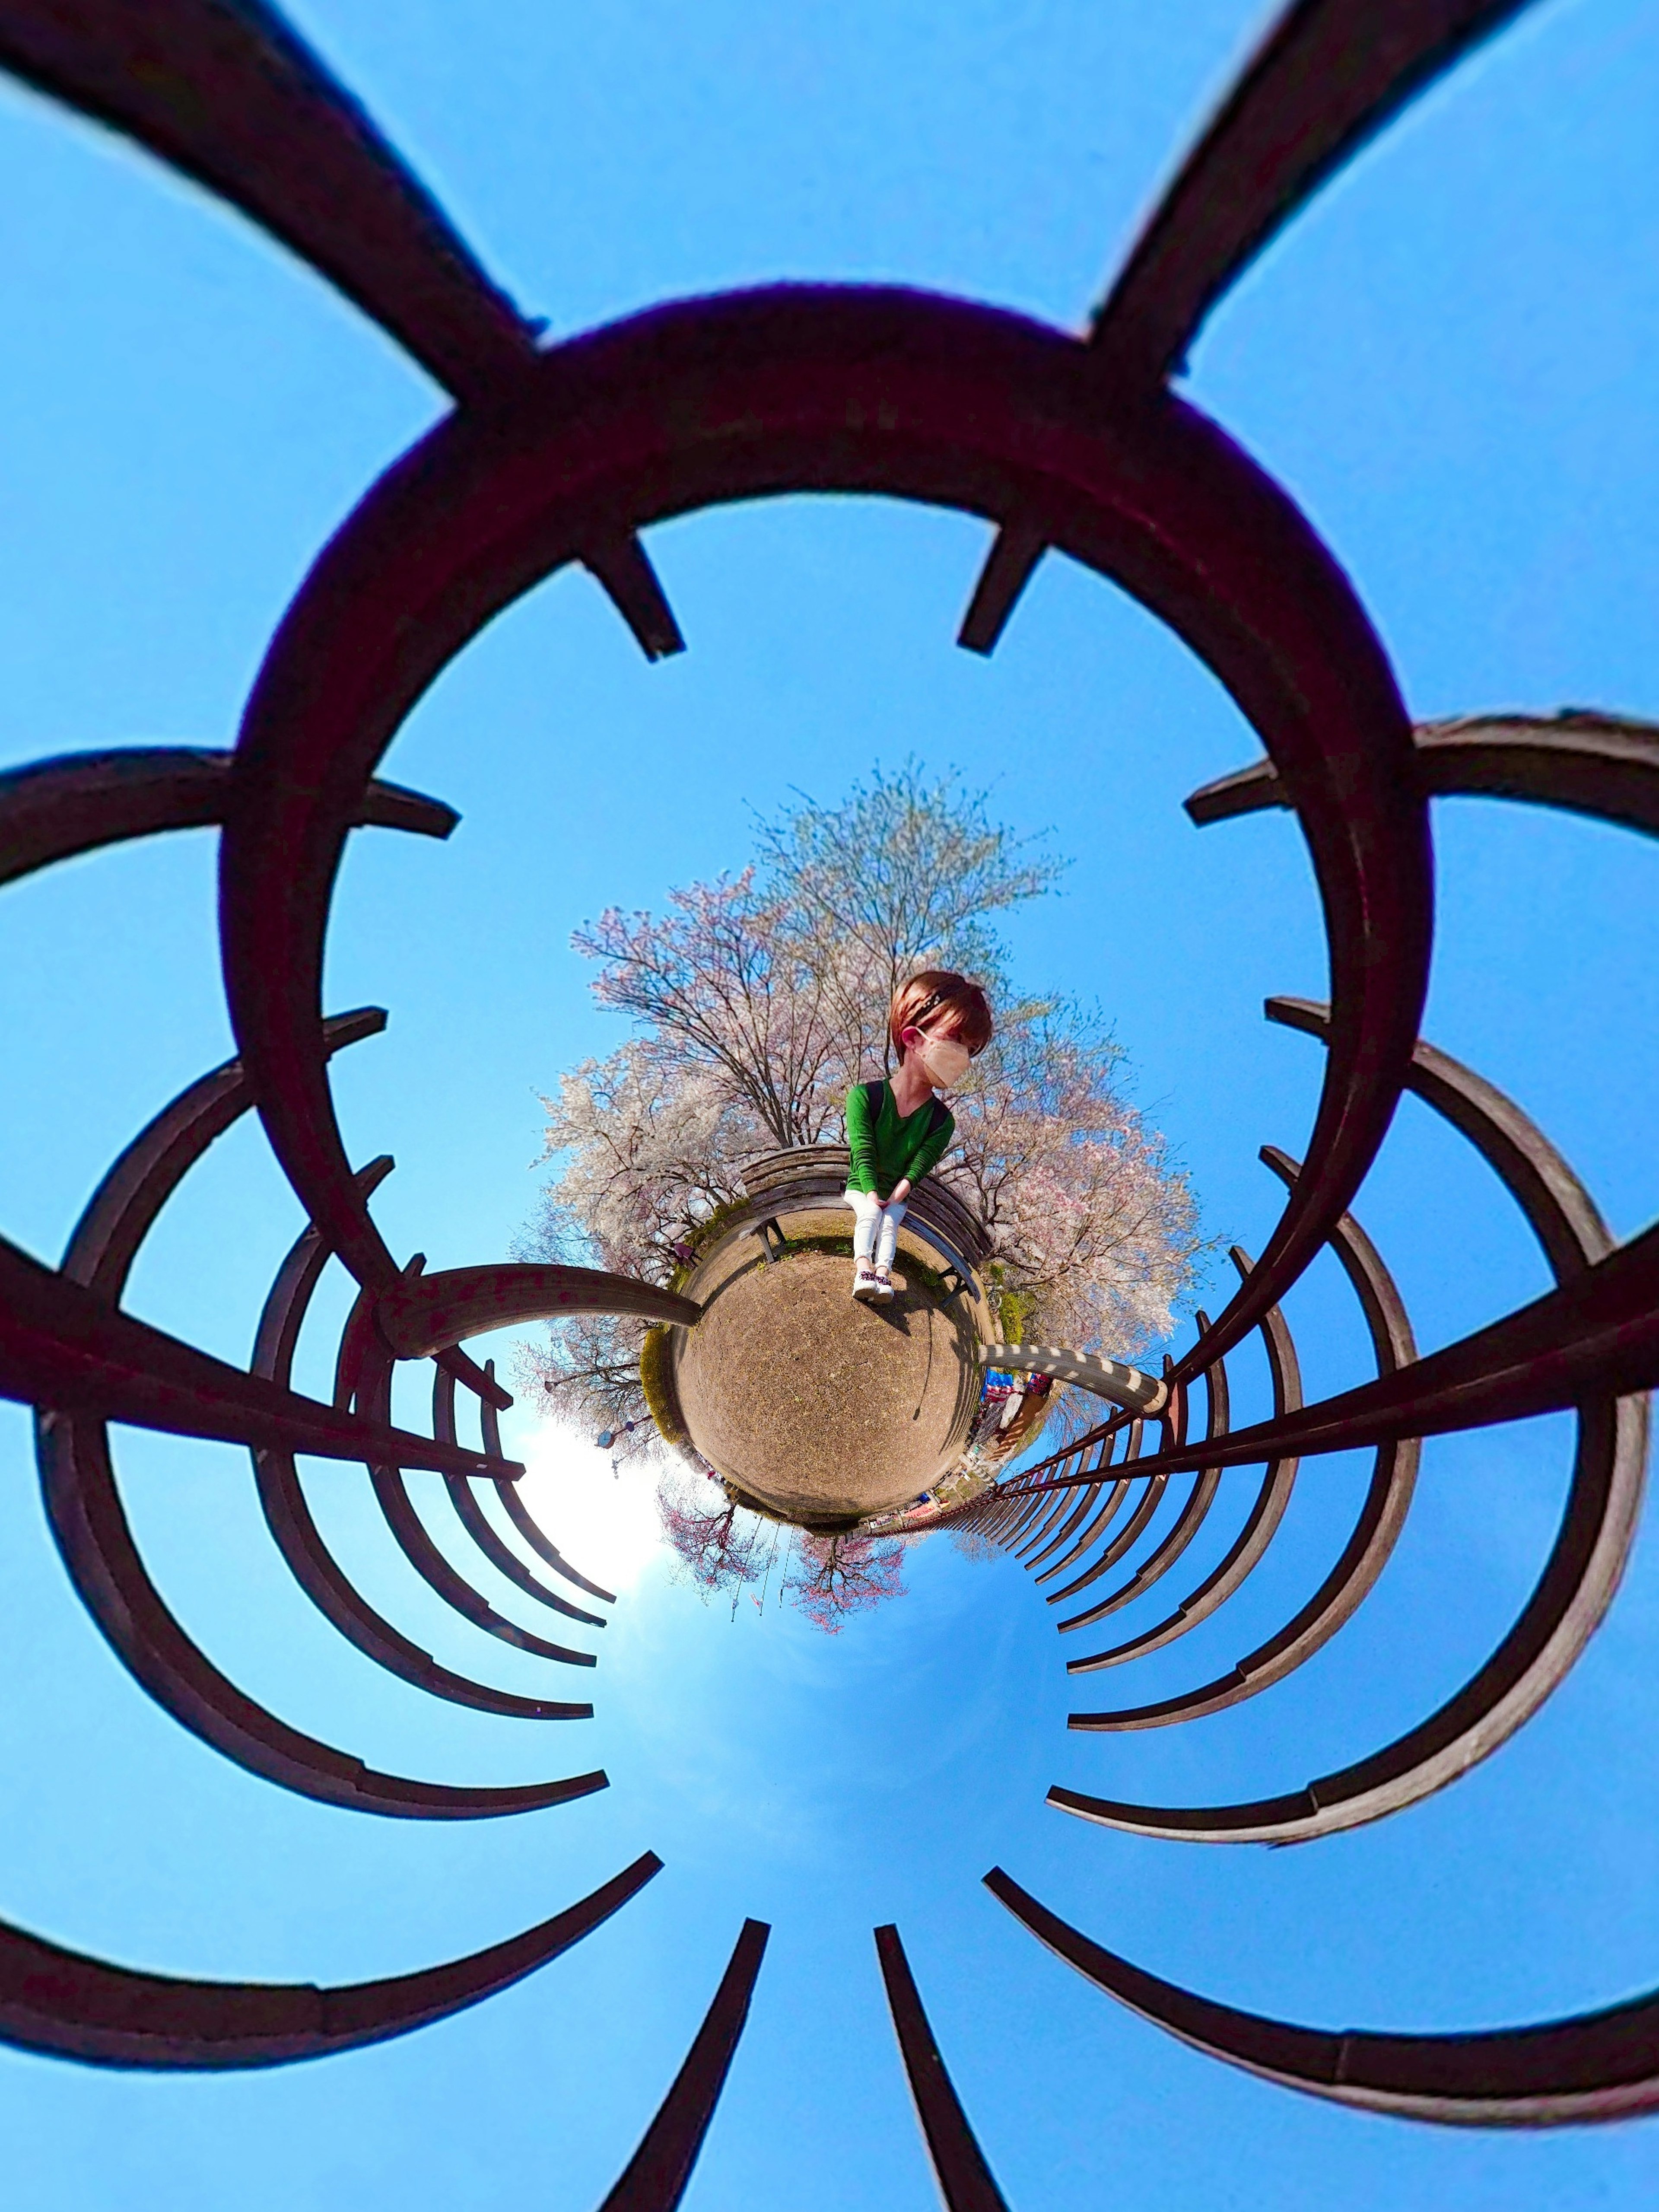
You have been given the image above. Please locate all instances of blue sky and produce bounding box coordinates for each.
[0,1,1656,2205]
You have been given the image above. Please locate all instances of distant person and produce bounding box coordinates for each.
[844,970,992,1302]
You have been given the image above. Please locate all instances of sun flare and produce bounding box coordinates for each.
[509,1419,666,1594]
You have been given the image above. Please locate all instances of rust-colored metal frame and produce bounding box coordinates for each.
[0,0,1651,2171]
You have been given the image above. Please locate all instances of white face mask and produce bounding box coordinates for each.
[919,1033,972,1088]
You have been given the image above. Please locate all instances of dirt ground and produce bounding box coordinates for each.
[674,1211,981,1525]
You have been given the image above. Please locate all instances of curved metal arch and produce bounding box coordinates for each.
[0,996,500,1475]
[1040,1435,1144,1604]
[365,1457,602,1669]
[0,746,455,891]
[1187,710,1659,843]
[974,1485,1030,1542]
[997,1498,1041,1540]
[1037,1474,1134,1597]
[1013,1442,1106,1548]
[1022,1480,1106,1575]
[493,1473,618,1607]
[216,287,1429,1342]
[1266,998,1606,1281]
[0,1850,659,2071]
[956,0,1539,640]
[1057,1470,1170,1617]
[875,1924,1012,2211]
[1063,1251,1301,1657]
[38,1412,604,1819]
[998,1490,1053,1549]
[254,1445,588,1722]
[0,998,511,1478]
[432,1364,606,1630]
[0,1232,512,1477]
[0,0,538,401]
[1058,1468,1219,1632]
[959,0,1538,652]
[1010,1440,1096,1541]
[985,1865,1659,2126]
[1051,1020,1648,1840]
[40,1033,604,1813]
[1014,1391,1142,1496]
[1090,0,1539,387]
[1055,1402,1644,1843]
[596,1919,771,2212]
[454,1364,615,1604]
[340,1314,600,1671]
[1073,1149,1419,1731]
[1045,989,1659,1475]
[1053,1330,1227,1629]
[1010,1489,1062,1546]
[1018,1212,1659,1480]
[987,1407,1139,1569]
[1014,1435,1103,1553]
[988,1342,1166,1418]
[251,1174,592,1723]
[378,1263,699,1359]
[1002,1492,1052,1544]
[1012,1480,1082,1563]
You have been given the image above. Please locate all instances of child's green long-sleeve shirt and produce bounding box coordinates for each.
[844,1079,955,1200]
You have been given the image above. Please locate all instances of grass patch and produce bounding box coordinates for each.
[639,1323,688,1445]
[666,1197,758,1291]
[984,1260,1036,1343]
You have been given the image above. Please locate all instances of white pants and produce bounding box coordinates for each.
[845,1188,906,1271]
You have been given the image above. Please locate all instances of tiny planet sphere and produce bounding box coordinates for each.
[674,1226,979,1527]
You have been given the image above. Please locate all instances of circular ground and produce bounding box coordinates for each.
[674,1219,981,1527]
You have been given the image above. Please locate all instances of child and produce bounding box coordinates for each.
[844,970,993,1302]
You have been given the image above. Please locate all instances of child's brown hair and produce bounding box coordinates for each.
[888,970,993,1060]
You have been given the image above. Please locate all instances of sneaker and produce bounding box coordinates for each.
[852,1263,881,1301]
[871,1266,895,1302]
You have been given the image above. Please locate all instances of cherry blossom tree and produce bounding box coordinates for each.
[655,1474,774,1601]
[518,761,1211,1441]
[512,1307,655,1458]
[783,1531,907,1632]
[527,1041,752,1283]
[945,1525,1002,1565]
[572,874,842,1149]
[951,1005,1202,1353]
[652,1465,910,1632]
[752,763,1058,1085]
